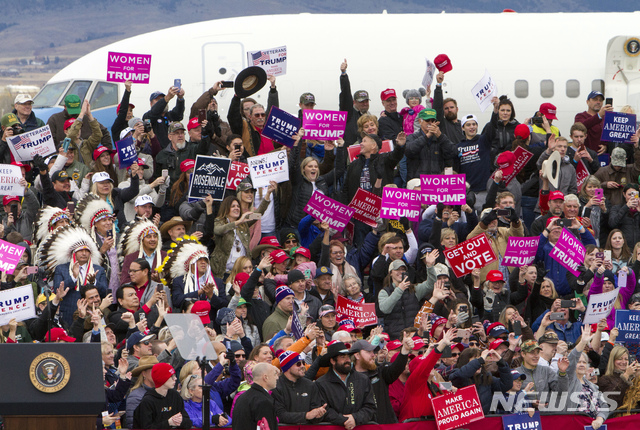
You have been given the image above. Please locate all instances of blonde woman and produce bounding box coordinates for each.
[598,341,640,410]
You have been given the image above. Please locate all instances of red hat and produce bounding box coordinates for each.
[93,145,114,161]
[386,340,403,351]
[489,338,506,350]
[234,272,250,289]
[2,196,19,206]
[487,270,505,282]
[44,327,76,342]
[434,54,453,73]
[380,88,397,101]
[180,159,195,173]
[546,216,561,228]
[191,300,211,324]
[451,343,466,352]
[514,123,531,140]
[63,118,76,131]
[187,117,201,131]
[411,336,425,351]
[430,317,448,338]
[116,102,135,114]
[549,190,565,201]
[270,249,290,265]
[11,161,31,173]
[294,247,311,260]
[151,362,176,388]
[496,151,516,177]
[539,103,558,120]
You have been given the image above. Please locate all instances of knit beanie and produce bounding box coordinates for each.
[151,363,175,388]
[275,286,294,303]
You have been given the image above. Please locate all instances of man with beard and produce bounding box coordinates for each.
[433,71,464,144]
[316,342,376,430]
[351,333,414,424]
[143,86,185,149]
[155,122,209,187]
[272,351,327,424]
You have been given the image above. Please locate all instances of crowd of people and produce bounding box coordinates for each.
[1,57,640,429]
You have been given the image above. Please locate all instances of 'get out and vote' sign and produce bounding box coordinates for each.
[549,228,585,277]
[601,111,636,143]
[420,174,466,205]
[107,51,151,83]
[444,233,498,278]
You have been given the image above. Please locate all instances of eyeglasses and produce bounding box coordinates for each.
[140,341,151,346]
[468,342,479,347]
[331,251,344,256]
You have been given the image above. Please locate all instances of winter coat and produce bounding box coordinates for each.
[485,112,519,163]
[609,202,640,248]
[272,373,326,424]
[449,357,513,414]
[342,144,402,204]
[400,105,425,135]
[378,277,433,340]
[588,269,636,330]
[133,388,192,429]
[47,109,112,149]
[231,384,278,430]
[433,85,464,145]
[316,368,376,426]
[142,96,185,149]
[378,111,403,140]
[361,354,409,424]
[405,129,456,180]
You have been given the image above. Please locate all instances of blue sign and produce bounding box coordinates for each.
[598,153,610,168]
[615,310,640,344]
[601,111,636,143]
[291,308,304,340]
[502,412,541,430]
[261,106,301,148]
[585,425,607,430]
[187,155,231,201]
[115,136,137,168]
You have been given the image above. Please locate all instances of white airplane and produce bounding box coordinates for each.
[31,11,640,136]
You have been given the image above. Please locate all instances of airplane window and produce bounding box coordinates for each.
[514,80,528,98]
[90,82,118,110]
[65,80,92,106]
[592,79,604,93]
[219,68,227,74]
[540,80,554,98]
[566,80,580,98]
[32,81,69,108]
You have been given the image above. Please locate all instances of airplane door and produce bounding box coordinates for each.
[202,42,246,115]
[605,36,640,114]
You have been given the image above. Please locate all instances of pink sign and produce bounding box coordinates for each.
[0,239,25,274]
[304,191,354,232]
[549,228,585,276]
[348,188,381,228]
[347,140,393,162]
[107,51,152,83]
[302,110,348,140]
[380,187,421,222]
[503,236,539,267]
[420,174,466,205]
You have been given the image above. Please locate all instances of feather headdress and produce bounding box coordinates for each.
[75,194,114,240]
[38,225,102,279]
[33,206,73,245]
[158,235,215,295]
[118,219,161,266]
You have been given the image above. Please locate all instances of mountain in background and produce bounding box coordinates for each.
[0,0,636,89]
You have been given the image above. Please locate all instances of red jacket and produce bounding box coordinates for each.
[575,111,603,152]
[398,349,442,421]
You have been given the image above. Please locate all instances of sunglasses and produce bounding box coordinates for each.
[294,361,304,367]
[254,113,266,117]
[141,340,151,346]
[285,239,298,244]
[451,352,461,357]
[235,353,246,358]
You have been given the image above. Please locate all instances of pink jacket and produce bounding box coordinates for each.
[400,105,425,134]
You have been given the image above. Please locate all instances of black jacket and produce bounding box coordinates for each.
[133,388,192,429]
[241,268,276,339]
[342,144,403,205]
[316,368,376,426]
[608,202,640,247]
[112,88,132,144]
[110,174,140,229]
[41,170,75,209]
[142,97,185,149]
[339,73,366,147]
[484,112,519,163]
[272,374,325,424]
[232,384,278,430]
[405,129,455,180]
[362,354,409,424]
[378,111,403,140]
[286,144,345,228]
[227,88,279,156]
[433,84,465,145]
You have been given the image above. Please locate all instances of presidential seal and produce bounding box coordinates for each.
[624,37,640,57]
[29,352,71,393]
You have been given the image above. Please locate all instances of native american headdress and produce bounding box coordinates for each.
[158,235,216,295]
[118,219,162,266]
[75,194,115,241]
[33,205,73,245]
[38,225,102,281]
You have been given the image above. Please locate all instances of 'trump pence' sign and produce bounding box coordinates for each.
[584,288,619,325]
[444,233,498,277]
[0,285,36,326]
[247,150,289,188]
[420,174,466,205]
[302,110,348,140]
[107,51,151,83]
[304,191,354,232]
[549,228,586,277]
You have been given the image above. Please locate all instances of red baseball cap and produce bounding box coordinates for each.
[487,270,505,282]
[386,340,403,351]
[412,336,425,351]
[116,102,135,114]
[434,54,453,73]
[270,249,290,265]
[234,272,250,289]
[180,159,195,173]
[514,123,531,140]
[451,343,466,352]
[539,103,558,120]
[496,151,515,177]
[3,196,20,206]
[11,161,31,173]
[489,338,506,350]
[380,88,397,101]
[63,118,76,131]
[93,145,114,161]
[191,300,211,325]
[187,117,201,131]
[294,247,311,260]
[549,191,565,201]
[44,327,76,342]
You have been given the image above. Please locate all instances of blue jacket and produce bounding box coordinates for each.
[184,398,230,428]
[204,362,242,412]
[53,262,107,326]
[534,230,596,296]
[531,310,584,344]
[449,357,513,414]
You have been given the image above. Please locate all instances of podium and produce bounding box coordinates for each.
[0,343,104,429]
